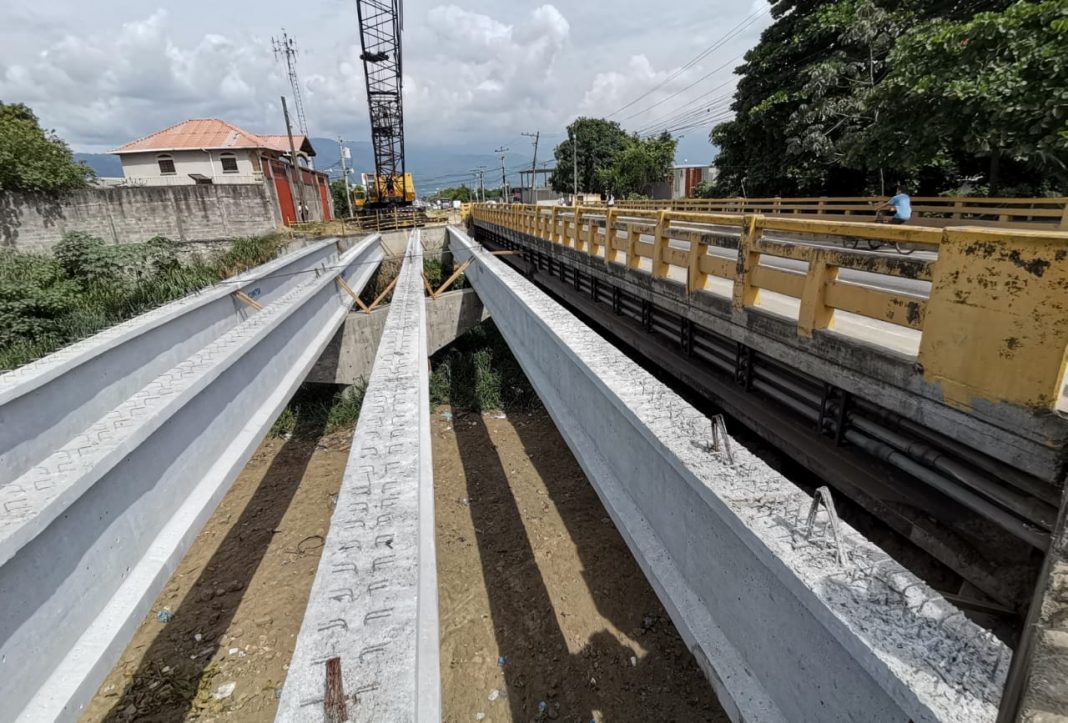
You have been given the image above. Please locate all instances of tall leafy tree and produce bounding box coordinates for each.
[549,118,631,194]
[600,133,678,198]
[708,0,1051,196]
[0,103,93,192]
[859,0,1068,192]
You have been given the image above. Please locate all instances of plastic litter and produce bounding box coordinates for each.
[156,608,173,623]
[497,655,507,667]
[211,681,236,700]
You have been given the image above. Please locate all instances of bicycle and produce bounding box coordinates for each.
[844,206,914,254]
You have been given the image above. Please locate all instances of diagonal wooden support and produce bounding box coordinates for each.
[431,258,474,299]
[420,271,435,297]
[366,276,399,312]
[231,290,264,311]
[335,275,369,312]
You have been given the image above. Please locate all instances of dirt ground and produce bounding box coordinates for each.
[83,404,725,722]
[81,427,353,722]
[434,407,726,723]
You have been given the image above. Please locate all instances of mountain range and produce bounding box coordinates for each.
[75,134,713,195]
[74,138,527,196]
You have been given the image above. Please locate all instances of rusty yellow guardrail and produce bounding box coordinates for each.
[613,195,1068,230]
[473,203,1068,413]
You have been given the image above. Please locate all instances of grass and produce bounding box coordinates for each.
[429,320,538,412]
[267,320,536,442]
[0,232,284,370]
[268,381,368,439]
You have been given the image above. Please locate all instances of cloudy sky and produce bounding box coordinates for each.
[0,0,771,171]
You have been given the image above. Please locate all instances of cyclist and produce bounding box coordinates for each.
[875,184,911,225]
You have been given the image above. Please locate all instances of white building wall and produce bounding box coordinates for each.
[118,149,263,186]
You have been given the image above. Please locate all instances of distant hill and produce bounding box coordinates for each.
[308,137,505,195]
[75,152,122,178]
[74,139,504,194]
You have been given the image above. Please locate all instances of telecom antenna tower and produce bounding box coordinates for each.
[273,29,309,137]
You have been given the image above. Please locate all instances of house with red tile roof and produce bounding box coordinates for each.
[110,119,332,224]
[111,119,317,187]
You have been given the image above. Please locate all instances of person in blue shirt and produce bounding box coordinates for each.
[876,184,912,224]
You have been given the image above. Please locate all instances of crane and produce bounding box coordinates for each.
[355,0,414,207]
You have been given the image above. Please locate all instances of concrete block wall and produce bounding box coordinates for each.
[0,184,282,252]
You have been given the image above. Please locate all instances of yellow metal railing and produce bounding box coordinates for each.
[472,203,1068,413]
[612,195,1068,230]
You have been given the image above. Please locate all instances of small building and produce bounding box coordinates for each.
[111,119,332,224]
[673,163,716,199]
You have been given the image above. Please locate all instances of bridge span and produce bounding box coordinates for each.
[0,213,1066,721]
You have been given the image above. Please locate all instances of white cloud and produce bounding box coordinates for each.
[0,0,767,160]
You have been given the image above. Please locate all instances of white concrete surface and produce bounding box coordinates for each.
[448,225,1009,723]
[0,237,383,722]
[278,230,440,722]
[0,236,355,484]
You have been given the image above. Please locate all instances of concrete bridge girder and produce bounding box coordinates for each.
[278,230,440,721]
[0,236,384,721]
[447,225,1007,723]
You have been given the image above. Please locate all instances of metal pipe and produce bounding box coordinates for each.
[847,413,1056,531]
[753,361,1055,532]
[850,397,1059,504]
[843,428,1049,551]
[749,376,1050,550]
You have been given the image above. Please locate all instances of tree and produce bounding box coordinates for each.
[706,0,1047,197]
[0,103,94,192]
[549,118,631,193]
[434,185,474,203]
[601,133,678,198]
[859,0,1068,192]
[329,180,351,217]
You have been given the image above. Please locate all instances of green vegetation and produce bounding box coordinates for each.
[0,102,94,192]
[710,0,1067,196]
[269,382,368,438]
[429,321,538,411]
[0,232,283,370]
[549,118,677,198]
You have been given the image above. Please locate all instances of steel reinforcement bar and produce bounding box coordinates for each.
[0,236,384,722]
[447,225,1009,723]
[278,230,439,722]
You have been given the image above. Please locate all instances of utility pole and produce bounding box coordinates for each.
[495,146,509,202]
[338,136,354,219]
[522,131,539,205]
[477,166,487,202]
[281,96,307,223]
[469,167,486,202]
[570,126,578,200]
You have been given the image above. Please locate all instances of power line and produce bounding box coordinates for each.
[605,7,768,120]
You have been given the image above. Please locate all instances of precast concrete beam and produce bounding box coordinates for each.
[0,236,383,722]
[0,235,366,483]
[278,230,439,721]
[447,225,1009,723]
